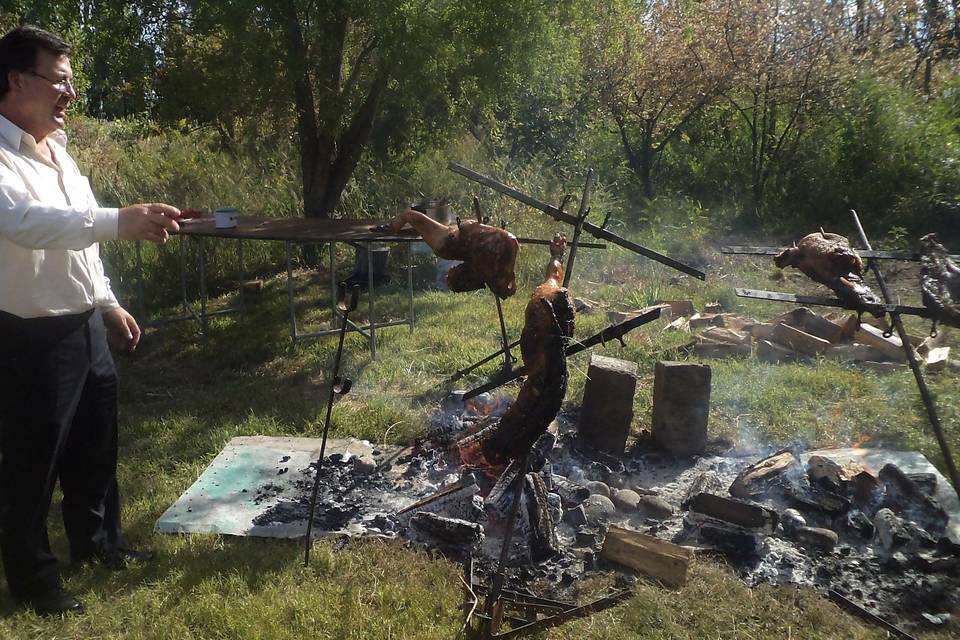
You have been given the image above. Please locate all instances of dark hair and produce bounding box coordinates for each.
[0,25,72,100]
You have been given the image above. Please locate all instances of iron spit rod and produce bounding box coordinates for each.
[450,338,522,382]
[448,162,705,280]
[564,168,594,287]
[494,295,514,374]
[304,292,355,566]
[828,590,917,640]
[851,210,960,499]
[482,455,529,638]
[464,306,663,399]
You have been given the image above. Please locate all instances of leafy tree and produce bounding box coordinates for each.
[720,0,853,218]
[1,1,169,118]
[581,0,738,199]
[156,1,568,218]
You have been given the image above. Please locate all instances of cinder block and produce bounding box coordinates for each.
[651,361,711,456]
[577,354,638,455]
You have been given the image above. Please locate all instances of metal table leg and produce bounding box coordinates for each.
[408,242,415,332]
[199,236,208,335]
[329,241,337,329]
[367,241,376,359]
[286,241,297,341]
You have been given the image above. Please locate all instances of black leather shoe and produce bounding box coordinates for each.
[26,586,85,617]
[96,547,155,570]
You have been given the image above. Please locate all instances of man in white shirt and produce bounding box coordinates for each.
[0,25,182,617]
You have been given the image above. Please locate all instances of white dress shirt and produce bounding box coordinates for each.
[0,114,120,318]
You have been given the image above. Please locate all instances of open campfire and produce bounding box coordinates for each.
[248,389,959,634]
[157,172,959,638]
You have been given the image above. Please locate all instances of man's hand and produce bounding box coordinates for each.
[118,203,181,244]
[102,307,141,352]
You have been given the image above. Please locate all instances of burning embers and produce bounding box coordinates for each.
[675,448,959,629]
[458,234,575,472]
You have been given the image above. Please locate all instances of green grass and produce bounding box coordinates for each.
[2,240,958,639]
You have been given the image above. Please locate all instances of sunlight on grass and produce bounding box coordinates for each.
[2,246,956,639]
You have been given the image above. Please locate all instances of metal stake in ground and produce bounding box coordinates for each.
[850,210,960,500]
[563,169,594,287]
[481,454,529,638]
[304,283,360,566]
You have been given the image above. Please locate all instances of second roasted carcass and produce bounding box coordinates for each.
[920,233,960,328]
[774,231,884,315]
[458,234,575,472]
[385,208,520,299]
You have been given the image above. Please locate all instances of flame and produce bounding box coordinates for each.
[457,438,508,481]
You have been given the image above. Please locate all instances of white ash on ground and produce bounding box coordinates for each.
[248,391,958,632]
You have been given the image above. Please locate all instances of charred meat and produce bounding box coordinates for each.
[459,234,575,470]
[920,233,960,328]
[386,208,520,298]
[775,231,883,314]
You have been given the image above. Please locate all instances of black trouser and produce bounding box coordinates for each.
[0,308,123,597]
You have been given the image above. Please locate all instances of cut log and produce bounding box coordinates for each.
[825,343,890,363]
[729,450,800,499]
[689,313,723,329]
[756,339,797,363]
[855,324,914,362]
[772,322,832,356]
[693,340,752,359]
[926,346,950,372]
[918,332,945,357]
[600,525,693,588]
[749,323,777,342]
[240,279,263,294]
[700,327,751,345]
[573,297,601,314]
[774,307,844,342]
[717,314,759,332]
[685,493,778,532]
[656,300,696,317]
[704,302,723,313]
[607,304,671,325]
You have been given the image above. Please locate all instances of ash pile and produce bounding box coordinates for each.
[393,380,959,633]
[249,358,958,633]
[675,449,960,630]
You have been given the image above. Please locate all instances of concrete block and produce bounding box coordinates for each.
[577,354,639,455]
[651,361,711,456]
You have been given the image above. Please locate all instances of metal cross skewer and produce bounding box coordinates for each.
[850,210,960,500]
[494,295,516,375]
[304,282,360,566]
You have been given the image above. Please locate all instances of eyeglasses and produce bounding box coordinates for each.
[25,70,76,96]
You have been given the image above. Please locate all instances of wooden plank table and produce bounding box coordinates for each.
[124,215,606,357]
[155,216,423,357]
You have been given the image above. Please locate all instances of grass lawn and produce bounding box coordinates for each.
[1,235,957,639]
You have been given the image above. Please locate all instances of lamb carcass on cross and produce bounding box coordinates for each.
[774,231,884,315]
[458,234,575,472]
[919,233,960,329]
[383,207,520,299]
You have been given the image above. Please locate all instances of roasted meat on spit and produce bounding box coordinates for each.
[384,208,520,299]
[774,231,884,315]
[458,234,575,471]
[920,233,960,328]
